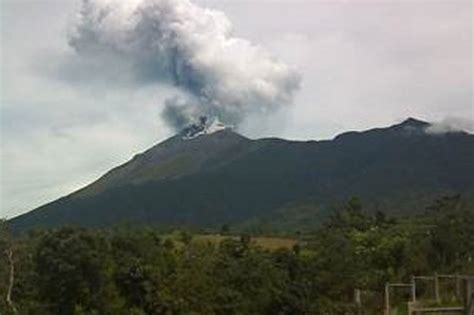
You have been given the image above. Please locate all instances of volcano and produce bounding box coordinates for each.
[10,118,474,231]
[181,116,230,139]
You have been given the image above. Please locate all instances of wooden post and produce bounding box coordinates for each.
[354,288,361,304]
[385,283,390,315]
[456,275,462,301]
[354,288,362,315]
[411,276,417,303]
[465,279,473,315]
[434,273,441,304]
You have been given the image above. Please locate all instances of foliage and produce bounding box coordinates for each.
[1,196,473,314]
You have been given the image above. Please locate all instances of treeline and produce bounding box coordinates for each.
[1,196,473,315]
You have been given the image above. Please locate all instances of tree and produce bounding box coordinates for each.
[179,230,193,246]
[427,195,474,271]
[220,223,230,235]
[34,228,123,314]
[0,219,17,315]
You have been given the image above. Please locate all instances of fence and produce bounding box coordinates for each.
[384,274,474,315]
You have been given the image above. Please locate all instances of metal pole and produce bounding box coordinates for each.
[385,283,390,315]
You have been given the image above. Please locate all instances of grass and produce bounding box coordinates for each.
[163,232,298,251]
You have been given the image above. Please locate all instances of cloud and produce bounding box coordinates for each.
[1,0,471,218]
[242,1,472,139]
[426,117,474,134]
[67,0,301,130]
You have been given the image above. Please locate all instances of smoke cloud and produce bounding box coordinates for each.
[68,0,301,131]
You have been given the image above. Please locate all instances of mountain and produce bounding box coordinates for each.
[10,118,474,231]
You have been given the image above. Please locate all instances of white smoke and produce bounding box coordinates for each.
[426,117,474,134]
[68,0,301,131]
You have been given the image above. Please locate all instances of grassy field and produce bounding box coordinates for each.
[163,232,298,251]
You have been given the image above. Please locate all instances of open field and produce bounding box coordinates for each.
[163,232,298,250]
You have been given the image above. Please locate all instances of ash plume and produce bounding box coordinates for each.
[68,0,301,131]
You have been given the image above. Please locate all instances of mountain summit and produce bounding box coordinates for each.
[181,116,231,140]
[399,117,430,127]
[10,118,474,231]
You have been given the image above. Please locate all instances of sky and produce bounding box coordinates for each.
[1,0,472,218]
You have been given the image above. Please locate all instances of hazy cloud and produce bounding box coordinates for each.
[427,117,474,134]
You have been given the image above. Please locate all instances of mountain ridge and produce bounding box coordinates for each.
[10,117,474,231]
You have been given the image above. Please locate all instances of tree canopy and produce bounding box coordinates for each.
[1,196,473,314]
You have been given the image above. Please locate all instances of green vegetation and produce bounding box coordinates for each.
[160,232,297,251]
[1,196,473,314]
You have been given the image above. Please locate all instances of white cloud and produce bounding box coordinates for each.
[202,1,472,139]
[426,117,474,134]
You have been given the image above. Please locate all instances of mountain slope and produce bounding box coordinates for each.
[75,129,254,198]
[10,118,474,231]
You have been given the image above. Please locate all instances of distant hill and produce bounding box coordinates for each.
[10,118,474,231]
